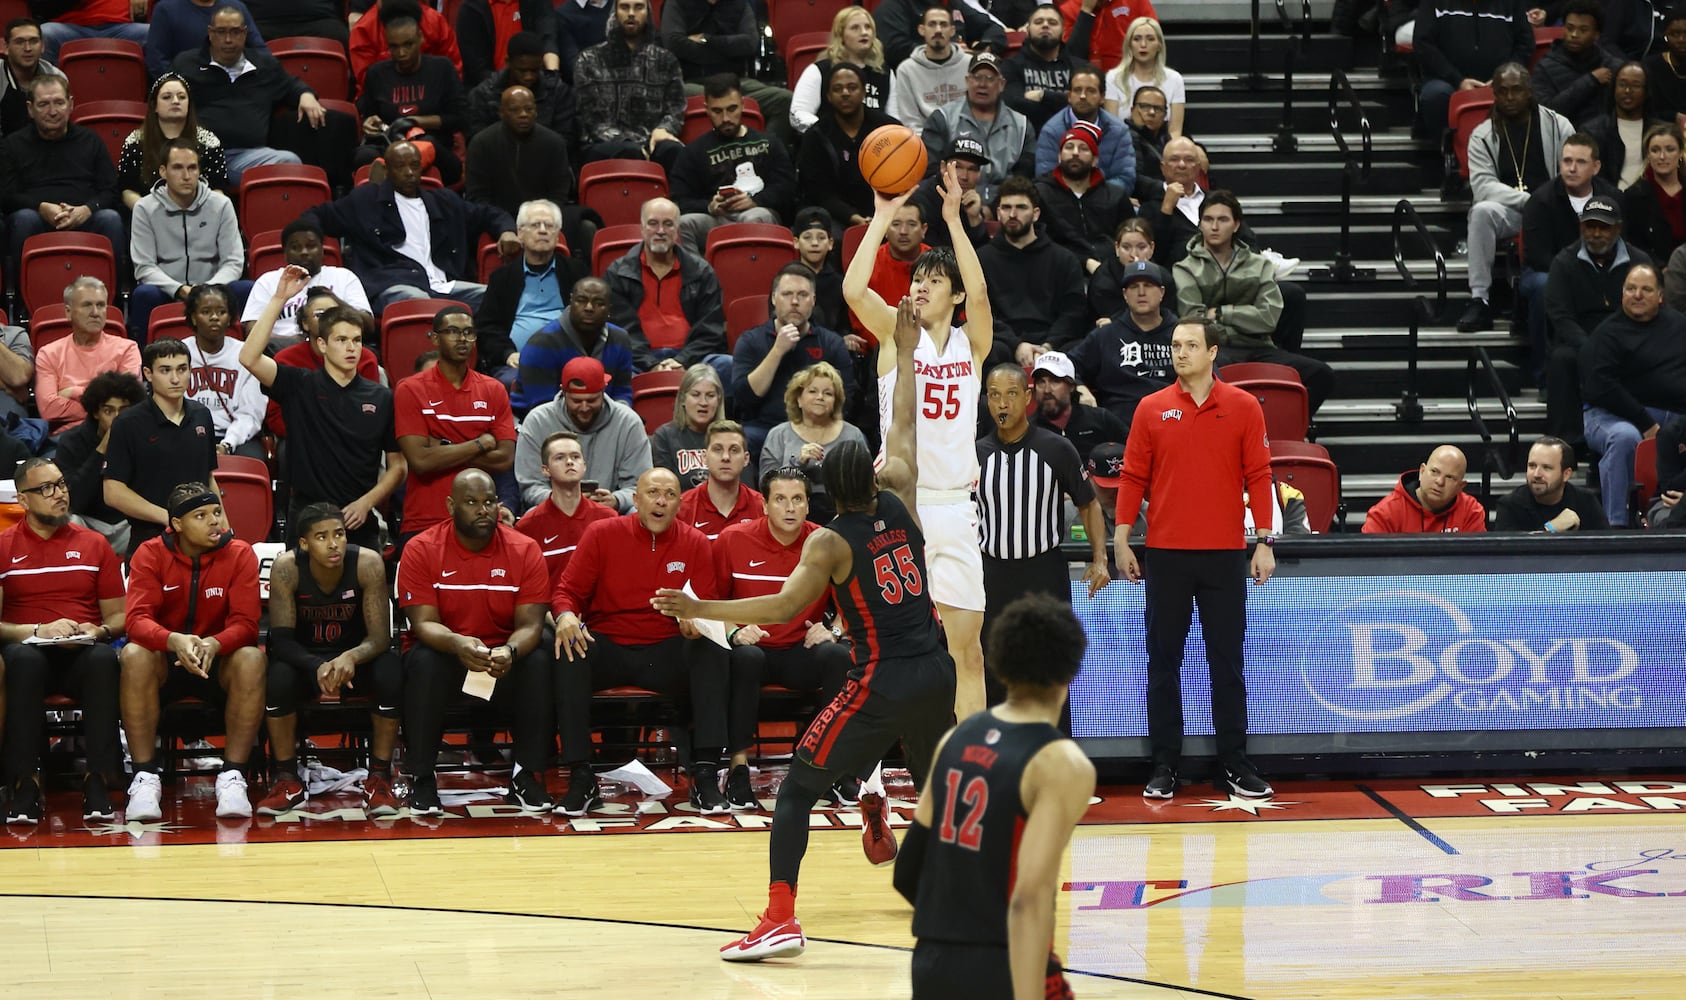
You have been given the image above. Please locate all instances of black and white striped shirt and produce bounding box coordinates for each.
[975,426,1095,560]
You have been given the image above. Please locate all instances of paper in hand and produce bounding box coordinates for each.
[680,582,731,649]
[461,669,496,700]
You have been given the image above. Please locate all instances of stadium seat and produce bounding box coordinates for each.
[841,222,867,267]
[680,95,765,143]
[247,229,343,278]
[579,159,668,229]
[1220,361,1300,385]
[273,39,351,101]
[57,38,146,104]
[592,224,644,276]
[380,298,474,380]
[238,164,332,239]
[768,0,848,46]
[706,223,799,306]
[1448,87,1494,180]
[69,100,144,167]
[1531,26,1563,68]
[1004,30,1025,55]
[631,370,685,394]
[18,232,117,315]
[213,455,275,544]
[1230,378,1309,443]
[24,303,126,351]
[785,31,830,88]
[1634,436,1660,522]
[632,382,678,436]
[726,294,768,353]
[1270,440,1342,532]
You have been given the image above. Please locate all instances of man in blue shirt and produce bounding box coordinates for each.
[478,199,588,387]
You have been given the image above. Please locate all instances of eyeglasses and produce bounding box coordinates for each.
[19,479,68,498]
[435,326,477,339]
[1134,102,1168,113]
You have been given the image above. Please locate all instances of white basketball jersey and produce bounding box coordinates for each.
[877,325,980,491]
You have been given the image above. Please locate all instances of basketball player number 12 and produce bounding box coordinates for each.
[922,383,962,419]
[938,768,987,851]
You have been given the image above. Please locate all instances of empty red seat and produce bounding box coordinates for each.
[579,159,668,229]
[705,223,799,306]
[57,38,145,105]
[19,232,117,315]
[592,224,644,276]
[69,100,144,167]
[1270,440,1341,533]
[238,164,332,239]
[273,38,351,101]
[725,294,768,352]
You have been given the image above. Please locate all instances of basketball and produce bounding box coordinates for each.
[859,124,928,196]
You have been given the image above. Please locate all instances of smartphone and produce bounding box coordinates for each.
[717,186,740,198]
[581,480,600,494]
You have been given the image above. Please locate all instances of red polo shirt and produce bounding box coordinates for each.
[514,492,616,587]
[393,365,516,536]
[638,252,691,351]
[714,517,830,649]
[0,521,124,626]
[1113,378,1274,550]
[397,522,549,650]
[678,482,765,541]
[850,242,929,349]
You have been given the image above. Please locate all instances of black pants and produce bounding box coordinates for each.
[401,644,553,775]
[556,634,728,765]
[2,642,121,781]
[981,549,1072,729]
[1546,342,1585,441]
[270,110,359,191]
[1143,548,1249,766]
[911,942,1072,1000]
[285,496,380,551]
[727,641,853,754]
[267,650,402,719]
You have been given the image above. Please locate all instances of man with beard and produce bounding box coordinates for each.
[919,52,1036,203]
[574,0,686,171]
[397,469,555,814]
[1003,4,1095,136]
[976,176,1089,362]
[1492,436,1608,531]
[1033,66,1133,193]
[670,73,796,252]
[1028,349,1124,465]
[516,356,652,512]
[733,265,854,455]
[1035,119,1133,273]
[889,6,967,136]
[1068,260,1174,431]
[1543,196,1649,440]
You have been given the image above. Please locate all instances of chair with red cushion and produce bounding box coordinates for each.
[25,303,125,351]
[18,232,117,315]
[784,31,830,89]
[1448,87,1495,180]
[1229,378,1310,443]
[579,160,668,229]
[273,39,352,101]
[592,225,645,277]
[768,0,847,46]
[238,164,333,240]
[1269,440,1342,533]
[1220,361,1301,385]
[57,39,146,104]
[213,455,275,544]
[705,224,799,306]
[725,294,768,353]
[69,100,144,167]
[631,383,678,436]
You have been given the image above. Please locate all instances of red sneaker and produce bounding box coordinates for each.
[859,792,898,866]
[364,773,401,819]
[719,912,805,962]
[255,775,306,816]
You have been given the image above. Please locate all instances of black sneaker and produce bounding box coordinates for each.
[724,764,757,811]
[82,773,115,822]
[408,774,443,817]
[6,777,41,825]
[690,765,731,814]
[506,769,554,812]
[1220,758,1274,799]
[829,776,861,807]
[555,769,602,816]
[1143,764,1178,800]
[1456,298,1493,332]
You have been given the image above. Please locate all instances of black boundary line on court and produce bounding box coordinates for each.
[0,892,1257,999]
[1355,784,1459,855]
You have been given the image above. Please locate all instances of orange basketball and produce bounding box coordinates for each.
[859,124,929,196]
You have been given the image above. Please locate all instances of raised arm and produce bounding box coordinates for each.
[240,264,313,387]
[937,160,992,369]
[842,188,916,345]
[877,294,921,513]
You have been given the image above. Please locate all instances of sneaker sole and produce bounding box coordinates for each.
[694,802,732,815]
[1142,786,1175,800]
[408,805,444,817]
[555,793,604,817]
[256,798,305,817]
[5,814,39,825]
[1226,781,1274,799]
[727,798,758,811]
[720,933,806,962]
[508,797,555,813]
[216,807,254,819]
[83,810,117,822]
[366,803,402,819]
[125,807,163,823]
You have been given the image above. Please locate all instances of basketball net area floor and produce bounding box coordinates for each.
[1,766,1682,999]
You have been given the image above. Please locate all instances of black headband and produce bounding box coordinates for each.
[169,491,218,520]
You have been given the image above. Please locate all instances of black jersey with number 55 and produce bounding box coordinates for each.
[827,491,944,668]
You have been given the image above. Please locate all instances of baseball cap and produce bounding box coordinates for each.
[1580,195,1621,225]
[968,51,1002,76]
[1032,350,1075,382]
[946,135,991,166]
[794,206,834,235]
[561,356,611,394]
[1121,260,1166,288]
[1087,442,1125,488]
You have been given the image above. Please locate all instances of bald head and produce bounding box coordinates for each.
[1415,445,1469,513]
[641,197,680,258]
[447,469,499,541]
[500,85,537,136]
[1162,136,1204,187]
[633,467,682,534]
[451,468,496,498]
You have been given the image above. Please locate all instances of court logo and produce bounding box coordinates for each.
[1301,590,1642,721]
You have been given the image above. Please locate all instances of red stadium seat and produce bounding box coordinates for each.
[1220,361,1300,385]
[725,294,768,353]
[18,232,117,315]
[1003,30,1025,56]
[25,303,125,351]
[841,222,867,267]
[631,369,685,394]
[592,224,644,276]
[1230,377,1309,443]
[768,0,848,47]
[69,100,144,167]
[239,164,332,239]
[1448,87,1494,179]
[214,455,275,544]
[380,298,475,382]
[246,229,343,278]
[579,159,668,229]
[705,223,799,306]
[1270,440,1341,533]
[478,236,501,283]
[353,162,444,187]
[632,383,678,436]
[1531,26,1563,68]
[57,39,146,105]
[784,31,830,89]
[1635,436,1660,518]
[273,39,351,101]
[680,95,765,143]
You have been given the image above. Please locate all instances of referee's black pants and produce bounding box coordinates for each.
[982,549,1073,729]
[1,643,121,782]
[402,645,554,776]
[556,635,729,766]
[1143,547,1249,767]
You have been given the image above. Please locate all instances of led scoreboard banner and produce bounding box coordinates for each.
[1062,533,1686,760]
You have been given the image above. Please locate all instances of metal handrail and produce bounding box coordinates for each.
[1321,68,1375,282]
[1269,0,1313,152]
[1466,346,1521,507]
[1390,198,1446,423]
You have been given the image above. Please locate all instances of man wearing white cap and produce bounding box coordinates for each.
[1029,349,1125,466]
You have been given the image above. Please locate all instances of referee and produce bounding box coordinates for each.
[1111,320,1277,802]
[977,365,1109,701]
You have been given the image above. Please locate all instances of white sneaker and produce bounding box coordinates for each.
[215,770,253,819]
[126,771,163,823]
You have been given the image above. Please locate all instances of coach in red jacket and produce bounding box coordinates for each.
[551,467,736,818]
[1363,445,1489,534]
[1112,319,1277,804]
[121,483,265,822]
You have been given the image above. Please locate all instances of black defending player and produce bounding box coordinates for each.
[894,593,1096,1000]
[652,295,957,962]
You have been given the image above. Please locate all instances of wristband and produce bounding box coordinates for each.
[1544,522,1557,533]
[507,640,519,660]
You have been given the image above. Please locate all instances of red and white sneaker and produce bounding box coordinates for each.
[364,774,401,818]
[720,912,805,962]
[254,775,303,816]
[859,791,898,866]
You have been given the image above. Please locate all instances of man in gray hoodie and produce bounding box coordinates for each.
[888,6,966,136]
[128,138,249,342]
[514,356,652,512]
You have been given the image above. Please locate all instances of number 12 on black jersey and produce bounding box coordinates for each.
[937,768,988,851]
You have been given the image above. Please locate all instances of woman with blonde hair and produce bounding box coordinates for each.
[651,363,757,489]
[758,361,867,523]
[1104,17,1184,137]
[790,6,893,133]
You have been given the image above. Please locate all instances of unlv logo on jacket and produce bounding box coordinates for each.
[191,367,238,397]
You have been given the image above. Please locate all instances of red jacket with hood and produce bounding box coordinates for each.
[126,531,263,653]
[1362,471,1489,534]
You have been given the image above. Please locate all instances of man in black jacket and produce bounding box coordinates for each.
[730,263,854,455]
[465,32,576,138]
[660,0,793,148]
[464,85,578,239]
[603,197,728,377]
[1068,260,1175,431]
[358,9,468,185]
[875,0,1007,68]
[1491,436,1609,531]
[1035,120,1132,274]
[305,141,518,315]
[0,76,125,269]
[1002,4,1092,136]
[670,74,795,253]
[1543,194,1649,439]
[978,176,1089,365]
[1413,0,1532,134]
[1521,132,1620,381]
[1531,0,1623,127]
[477,198,589,387]
[55,370,145,556]
[1029,349,1125,466]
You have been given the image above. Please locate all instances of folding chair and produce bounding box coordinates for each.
[705,223,799,306]
[239,164,333,239]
